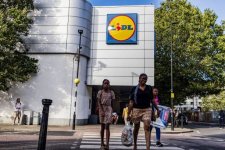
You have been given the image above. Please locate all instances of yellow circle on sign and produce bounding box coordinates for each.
[108,15,136,41]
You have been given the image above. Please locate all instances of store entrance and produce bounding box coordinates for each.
[91,86,132,124]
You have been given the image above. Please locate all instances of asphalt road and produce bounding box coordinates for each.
[161,124,225,150]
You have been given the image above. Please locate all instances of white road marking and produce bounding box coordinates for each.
[80,132,184,150]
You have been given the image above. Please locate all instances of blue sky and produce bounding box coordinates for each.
[88,0,225,24]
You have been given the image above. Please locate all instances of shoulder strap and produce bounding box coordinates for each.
[97,90,103,105]
[99,90,104,102]
[147,85,153,103]
[134,85,139,104]
[110,90,114,100]
[100,90,103,98]
[147,85,152,90]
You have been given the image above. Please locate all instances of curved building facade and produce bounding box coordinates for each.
[27,0,92,56]
[7,0,93,125]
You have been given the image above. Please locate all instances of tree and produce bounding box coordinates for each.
[201,91,225,111]
[0,0,38,92]
[155,0,225,105]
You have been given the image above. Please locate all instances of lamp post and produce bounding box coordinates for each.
[167,0,175,131]
[170,21,177,131]
[167,0,179,131]
[170,33,174,131]
[72,29,83,130]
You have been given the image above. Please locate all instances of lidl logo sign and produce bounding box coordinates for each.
[106,14,137,44]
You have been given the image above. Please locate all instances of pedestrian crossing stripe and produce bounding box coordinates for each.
[79,132,185,150]
[80,145,184,149]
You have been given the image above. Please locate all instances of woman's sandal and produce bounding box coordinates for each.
[132,146,137,150]
[100,144,105,150]
[104,145,109,150]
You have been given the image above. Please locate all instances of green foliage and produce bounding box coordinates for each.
[155,0,225,105]
[202,91,225,111]
[0,0,38,91]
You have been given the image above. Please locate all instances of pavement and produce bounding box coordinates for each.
[189,121,218,127]
[1,121,220,142]
[0,123,193,136]
[2,120,219,134]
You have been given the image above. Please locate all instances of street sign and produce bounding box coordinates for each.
[171,92,174,99]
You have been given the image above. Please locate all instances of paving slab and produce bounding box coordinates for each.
[0,124,193,134]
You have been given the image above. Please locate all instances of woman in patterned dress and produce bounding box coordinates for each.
[97,79,115,150]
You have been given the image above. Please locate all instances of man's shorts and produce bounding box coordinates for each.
[131,108,152,124]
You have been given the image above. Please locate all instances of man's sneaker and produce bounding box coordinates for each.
[156,141,163,147]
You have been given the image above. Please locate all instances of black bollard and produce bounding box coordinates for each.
[181,115,184,129]
[37,99,52,150]
[72,94,77,130]
[72,111,76,130]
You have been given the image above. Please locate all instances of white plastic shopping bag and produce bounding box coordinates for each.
[121,122,133,146]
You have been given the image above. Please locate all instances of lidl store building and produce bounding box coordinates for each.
[1,0,155,125]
